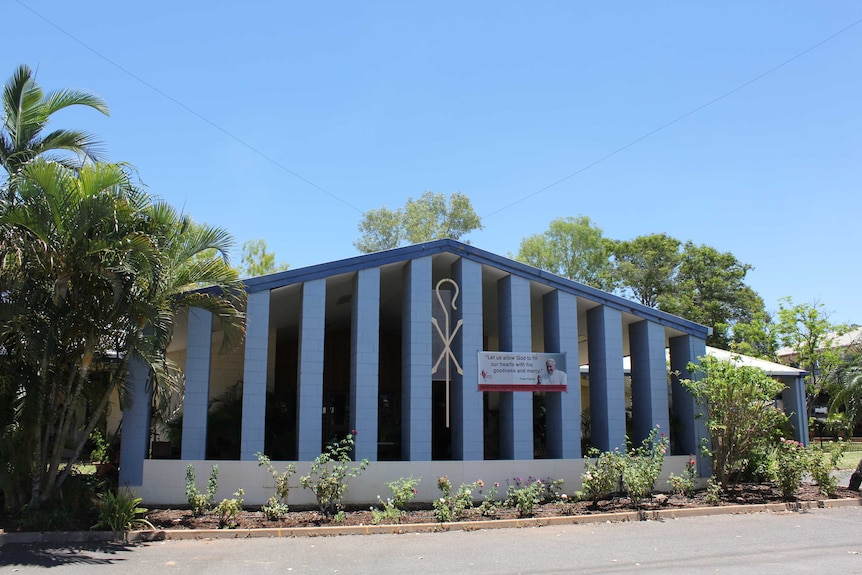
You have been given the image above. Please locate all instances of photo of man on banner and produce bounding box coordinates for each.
[477,352,568,392]
[539,357,567,386]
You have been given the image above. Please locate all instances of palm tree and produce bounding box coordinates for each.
[826,345,862,439]
[0,159,245,510]
[1,64,109,203]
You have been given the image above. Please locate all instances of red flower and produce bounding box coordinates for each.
[351,429,358,436]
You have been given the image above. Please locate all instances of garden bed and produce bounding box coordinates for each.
[143,483,861,531]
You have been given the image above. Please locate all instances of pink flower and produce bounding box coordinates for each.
[351,429,358,436]
[494,482,499,488]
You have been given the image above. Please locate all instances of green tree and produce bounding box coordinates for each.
[776,297,847,418]
[354,191,483,253]
[681,356,787,487]
[515,215,617,291]
[658,242,764,348]
[0,159,244,512]
[613,233,680,307]
[825,341,862,438]
[239,238,289,277]
[730,310,780,360]
[1,65,109,202]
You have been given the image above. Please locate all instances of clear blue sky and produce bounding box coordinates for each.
[7,1,861,325]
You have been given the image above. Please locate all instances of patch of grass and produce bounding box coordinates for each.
[837,451,861,471]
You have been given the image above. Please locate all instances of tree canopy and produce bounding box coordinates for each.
[515,216,617,292]
[516,216,765,348]
[657,242,765,348]
[239,238,290,277]
[1,65,109,202]
[355,191,483,253]
[0,159,245,511]
[613,233,680,307]
[775,297,848,416]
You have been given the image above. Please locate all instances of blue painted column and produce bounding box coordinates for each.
[119,352,152,488]
[297,279,326,460]
[543,290,581,459]
[669,334,711,475]
[452,258,484,460]
[350,268,380,461]
[783,375,809,446]
[587,305,626,452]
[181,308,213,460]
[629,320,670,445]
[240,290,271,460]
[498,274,533,460]
[402,257,433,461]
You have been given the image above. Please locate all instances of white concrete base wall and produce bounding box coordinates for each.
[136,456,691,506]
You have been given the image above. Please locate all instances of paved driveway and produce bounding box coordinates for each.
[1,507,860,574]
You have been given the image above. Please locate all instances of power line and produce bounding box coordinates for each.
[482,16,862,220]
[13,0,365,215]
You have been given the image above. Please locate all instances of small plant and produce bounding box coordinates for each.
[622,427,668,509]
[555,493,575,515]
[580,448,625,506]
[477,481,501,517]
[504,478,545,518]
[771,438,809,499]
[257,452,297,520]
[371,476,420,524]
[668,456,698,498]
[299,431,369,517]
[705,477,722,506]
[809,449,838,498]
[94,488,155,531]
[808,441,847,498]
[186,464,219,517]
[214,488,245,529]
[432,475,478,522]
[89,429,110,464]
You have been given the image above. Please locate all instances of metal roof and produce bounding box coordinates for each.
[241,239,711,339]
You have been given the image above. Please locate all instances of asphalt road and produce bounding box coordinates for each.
[1,507,860,574]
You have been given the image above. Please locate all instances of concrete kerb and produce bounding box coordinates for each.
[2,497,860,545]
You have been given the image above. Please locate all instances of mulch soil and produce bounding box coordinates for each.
[2,483,857,533]
[143,483,861,531]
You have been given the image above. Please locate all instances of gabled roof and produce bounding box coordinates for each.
[777,326,862,359]
[242,239,711,339]
[583,346,807,377]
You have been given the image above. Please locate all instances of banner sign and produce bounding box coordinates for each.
[477,352,568,392]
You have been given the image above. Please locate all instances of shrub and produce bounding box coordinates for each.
[477,481,501,517]
[807,441,847,498]
[555,493,575,515]
[214,489,245,529]
[504,478,545,518]
[705,477,722,506]
[186,464,219,517]
[94,488,154,531]
[372,476,420,524]
[668,457,698,498]
[580,448,625,506]
[808,449,838,498]
[432,475,478,522]
[299,432,369,517]
[622,428,668,508]
[681,356,787,487]
[257,452,297,520]
[771,438,809,499]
